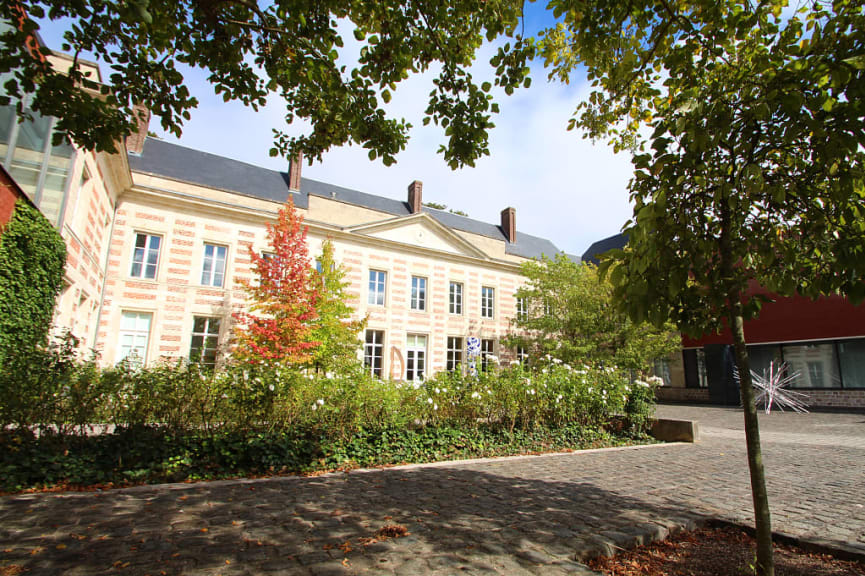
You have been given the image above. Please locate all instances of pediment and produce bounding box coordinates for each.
[345,213,488,259]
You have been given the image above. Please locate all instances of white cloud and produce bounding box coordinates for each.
[36,16,634,257]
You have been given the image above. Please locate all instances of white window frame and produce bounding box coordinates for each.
[516,296,528,321]
[481,338,495,372]
[406,334,427,382]
[481,286,495,319]
[517,345,529,365]
[190,316,221,368]
[411,275,427,311]
[446,336,463,372]
[449,281,463,315]
[364,329,385,377]
[368,269,387,306]
[130,232,161,280]
[117,311,152,366]
[201,243,228,287]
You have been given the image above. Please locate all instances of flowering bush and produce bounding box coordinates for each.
[0,350,659,491]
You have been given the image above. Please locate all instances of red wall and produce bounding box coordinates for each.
[0,165,25,228]
[682,288,865,347]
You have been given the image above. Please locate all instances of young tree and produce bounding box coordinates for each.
[308,239,366,373]
[505,253,679,373]
[2,0,532,168]
[536,3,865,574]
[233,198,320,365]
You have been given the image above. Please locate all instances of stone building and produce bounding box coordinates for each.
[1,84,568,378]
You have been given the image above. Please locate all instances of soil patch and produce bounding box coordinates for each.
[588,525,865,576]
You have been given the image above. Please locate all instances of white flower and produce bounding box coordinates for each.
[602,389,607,396]
[268,384,275,392]
[509,360,520,366]
[487,354,500,364]
[635,380,650,388]
[544,354,552,361]
[625,385,630,392]
[471,392,481,399]
[552,358,562,365]
[563,364,572,371]
[311,403,318,411]
[433,403,438,411]
[427,397,434,404]
[557,394,563,401]
[435,387,441,394]
[325,371,334,379]
[588,387,593,393]
[542,369,548,374]
[317,398,324,406]
[648,376,665,386]
[529,388,535,395]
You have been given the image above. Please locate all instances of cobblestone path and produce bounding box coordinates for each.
[1,405,863,575]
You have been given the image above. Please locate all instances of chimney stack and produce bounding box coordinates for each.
[288,153,303,191]
[501,207,516,243]
[407,180,423,213]
[125,104,151,155]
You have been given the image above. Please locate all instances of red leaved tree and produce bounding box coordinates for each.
[233,198,321,364]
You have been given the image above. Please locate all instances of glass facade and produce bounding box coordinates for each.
[0,84,76,227]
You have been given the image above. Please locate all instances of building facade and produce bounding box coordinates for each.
[583,233,865,409]
[1,75,567,378]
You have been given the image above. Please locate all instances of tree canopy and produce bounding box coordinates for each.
[505,254,679,374]
[1,0,533,168]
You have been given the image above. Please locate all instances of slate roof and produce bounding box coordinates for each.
[129,138,564,260]
[581,233,628,264]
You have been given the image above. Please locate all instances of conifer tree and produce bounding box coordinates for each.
[233,198,320,365]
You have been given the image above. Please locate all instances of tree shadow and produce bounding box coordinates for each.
[0,457,709,575]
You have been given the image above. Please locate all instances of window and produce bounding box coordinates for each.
[368,270,386,306]
[406,334,427,381]
[517,345,529,365]
[449,282,463,315]
[411,276,427,311]
[782,343,840,388]
[190,316,221,369]
[446,337,463,372]
[130,233,161,279]
[364,330,384,377]
[118,311,152,366]
[516,296,528,321]
[653,358,673,387]
[481,339,495,372]
[481,286,495,319]
[838,340,865,389]
[201,243,227,287]
[0,91,76,227]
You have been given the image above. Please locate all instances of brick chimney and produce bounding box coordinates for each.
[288,152,303,191]
[501,207,516,243]
[407,180,423,214]
[125,104,150,155]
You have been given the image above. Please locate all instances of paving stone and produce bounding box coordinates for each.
[1,406,863,574]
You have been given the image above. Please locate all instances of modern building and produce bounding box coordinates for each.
[583,233,865,409]
[1,73,570,379]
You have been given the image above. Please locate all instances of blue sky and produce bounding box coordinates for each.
[35,9,633,257]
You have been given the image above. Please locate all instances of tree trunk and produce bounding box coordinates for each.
[729,300,774,576]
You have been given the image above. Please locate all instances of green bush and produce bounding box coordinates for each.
[0,200,66,363]
[0,349,659,491]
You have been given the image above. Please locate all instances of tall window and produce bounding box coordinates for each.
[364,330,384,377]
[130,233,161,279]
[368,270,386,306]
[516,296,528,321]
[0,91,76,227]
[481,339,495,372]
[517,345,529,364]
[190,316,221,368]
[411,276,427,311]
[449,282,463,315]
[481,286,495,318]
[201,243,227,287]
[118,311,152,365]
[406,334,427,381]
[447,337,463,372]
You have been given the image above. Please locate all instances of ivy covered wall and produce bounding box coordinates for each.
[0,199,67,362]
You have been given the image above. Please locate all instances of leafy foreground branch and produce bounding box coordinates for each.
[0,356,658,493]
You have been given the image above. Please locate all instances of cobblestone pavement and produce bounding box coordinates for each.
[1,405,863,575]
